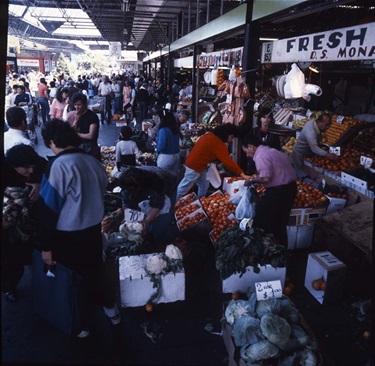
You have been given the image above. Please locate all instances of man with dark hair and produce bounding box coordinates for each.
[291,112,338,178]
[242,135,297,247]
[35,120,121,337]
[4,106,34,153]
[66,92,101,160]
[136,82,150,123]
[2,144,47,302]
[176,124,251,200]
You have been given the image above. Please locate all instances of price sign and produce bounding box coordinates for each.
[336,115,345,123]
[296,130,301,139]
[329,146,341,156]
[124,208,145,222]
[255,280,283,301]
[360,155,373,168]
[253,102,260,111]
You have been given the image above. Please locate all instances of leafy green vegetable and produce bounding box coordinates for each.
[215,226,288,280]
[232,315,263,347]
[260,313,291,345]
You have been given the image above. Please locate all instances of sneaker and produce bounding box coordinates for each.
[108,314,121,326]
[76,329,90,338]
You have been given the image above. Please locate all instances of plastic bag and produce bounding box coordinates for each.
[229,181,248,205]
[206,163,221,188]
[284,63,305,99]
[235,187,255,220]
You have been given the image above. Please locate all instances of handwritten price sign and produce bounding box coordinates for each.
[124,208,145,222]
[255,280,283,301]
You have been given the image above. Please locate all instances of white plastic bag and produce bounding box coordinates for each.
[206,163,221,188]
[284,63,305,99]
[228,181,248,205]
[235,187,255,220]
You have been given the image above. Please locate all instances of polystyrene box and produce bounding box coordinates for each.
[325,196,347,215]
[287,224,314,250]
[222,265,286,294]
[119,254,185,308]
[304,251,346,305]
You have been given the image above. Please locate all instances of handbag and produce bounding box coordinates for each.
[32,250,85,336]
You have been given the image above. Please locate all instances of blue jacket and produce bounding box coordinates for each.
[156,127,179,154]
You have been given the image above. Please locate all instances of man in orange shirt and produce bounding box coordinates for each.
[176,124,251,201]
[37,77,50,125]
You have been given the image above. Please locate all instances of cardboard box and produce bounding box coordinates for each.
[177,207,209,231]
[288,208,305,226]
[304,251,346,305]
[302,207,327,224]
[174,199,202,221]
[341,172,374,199]
[222,322,246,366]
[119,254,185,308]
[287,224,314,250]
[325,196,347,215]
[222,265,286,294]
[175,192,198,210]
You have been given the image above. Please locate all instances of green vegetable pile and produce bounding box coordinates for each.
[224,287,320,365]
[215,226,288,280]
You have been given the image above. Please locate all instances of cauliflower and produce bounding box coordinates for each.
[146,254,167,275]
[119,221,144,243]
[165,244,183,260]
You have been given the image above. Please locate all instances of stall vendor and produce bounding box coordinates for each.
[118,166,179,244]
[291,112,338,178]
[242,135,297,247]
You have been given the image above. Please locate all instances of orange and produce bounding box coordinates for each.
[145,303,153,312]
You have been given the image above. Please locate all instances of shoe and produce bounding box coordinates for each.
[108,314,121,326]
[5,291,18,302]
[76,329,90,338]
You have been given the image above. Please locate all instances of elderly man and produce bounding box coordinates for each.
[242,135,297,247]
[291,112,338,178]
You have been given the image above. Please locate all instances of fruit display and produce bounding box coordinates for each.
[200,192,238,242]
[312,277,326,291]
[321,115,365,146]
[294,117,311,129]
[347,126,375,158]
[101,146,116,177]
[318,182,348,199]
[175,202,201,221]
[175,193,197,211]
[282,136,298,154]
[216,69,225,86]
[177,211,207,231]
[304,147,361,171]
[226,177,245,184]
[293,180,327,208]
[112,114,123,120]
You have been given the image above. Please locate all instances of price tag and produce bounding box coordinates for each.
[329,146,341,156]
[124,208,145,222]
[336,115,345,123]
[296,130,301,139]
[255,280,283,301]
[360,155,373,168]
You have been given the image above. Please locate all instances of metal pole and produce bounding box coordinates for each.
[206,0,209,24]
[196,0,200,29]
[188,2,191,34]
[192,44,199,123]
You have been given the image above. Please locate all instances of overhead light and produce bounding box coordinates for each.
[309,64,319,73]
[259,37,279,41]
[128,41,133,46]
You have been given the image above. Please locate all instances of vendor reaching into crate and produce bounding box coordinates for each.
[176,124,251,201]
[291,112,338,178]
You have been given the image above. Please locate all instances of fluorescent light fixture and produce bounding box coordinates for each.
[259,37,279,41]
[309,65,319,73]
[128,41,134,46]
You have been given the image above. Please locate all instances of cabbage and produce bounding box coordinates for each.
[232,314,263,347]
[278,296,300,324]
[224,300,252,326]
[291,324,311,346]
[240,340,279,362]
[260,313,291,345]
[165,244,183,260]
[255,298,282,318]
[277,352,299,366]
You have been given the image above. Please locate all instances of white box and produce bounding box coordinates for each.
[119,254,185,308]
[304,251,346,305]
[341,172,368,190]
[222,265,286,294]
[287,224,314,250]
[325,196,347,215]
[176,207,209,231]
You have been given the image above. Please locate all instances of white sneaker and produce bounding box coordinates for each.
[76,329,90,338]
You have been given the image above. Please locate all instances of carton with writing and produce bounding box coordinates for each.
[304,251,346,305]
[222,265,286,294]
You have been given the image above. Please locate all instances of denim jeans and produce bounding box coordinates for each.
[176,166,209,202]
[157,153,180,175]
[38,97,50,125]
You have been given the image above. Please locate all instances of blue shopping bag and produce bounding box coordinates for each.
[32,250,85,336]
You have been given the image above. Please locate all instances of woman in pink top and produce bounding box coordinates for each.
[37,78,50,125]
[49,87,69,119]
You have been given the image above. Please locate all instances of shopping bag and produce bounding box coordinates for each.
[235,186,256,220]
[228,181,248,205]
[206,163,221,188]
[32,250,84,336]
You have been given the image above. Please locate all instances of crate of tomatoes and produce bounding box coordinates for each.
[176,207,209,231]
